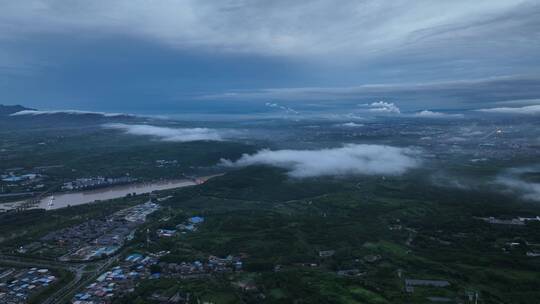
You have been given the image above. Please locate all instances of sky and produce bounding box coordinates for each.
[1,0,540,114]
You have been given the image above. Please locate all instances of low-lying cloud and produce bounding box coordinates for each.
[364,101,401,114]
[104,123,223,142]
[11,110,131,117]
[413,110,464,119]
[221,144,420,178]
[336,122,364,127]
[496,166,540,201]
[477,104,540,115]
[265,102,300,115]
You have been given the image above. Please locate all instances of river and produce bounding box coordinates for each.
[0,179,197,211]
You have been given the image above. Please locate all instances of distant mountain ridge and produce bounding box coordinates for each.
[0,104,140,130]
[0,104,36,116]
[1,105,136,119]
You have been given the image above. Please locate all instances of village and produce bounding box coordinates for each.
[18,201,160,261]
[0,267,57,304]
[61,176,138,191]
[72,252,243,304]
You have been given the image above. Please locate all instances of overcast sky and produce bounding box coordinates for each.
[1,0,539,113]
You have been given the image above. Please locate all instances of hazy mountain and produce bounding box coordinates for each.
[0,104,36,116]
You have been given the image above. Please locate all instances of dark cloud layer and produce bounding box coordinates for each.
[202,76,540,110]
[0,1,539,111]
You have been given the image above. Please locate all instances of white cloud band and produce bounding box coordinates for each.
[11,110,131,117]
[366,101,401,114]
[413,110,464,118]
[221,144,420,178]
[476,104,540,115]
[496,167,540,201]
[103,123,223,142]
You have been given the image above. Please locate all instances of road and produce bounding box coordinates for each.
[42,256,120,304]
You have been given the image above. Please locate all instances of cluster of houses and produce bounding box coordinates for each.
[177,216,204,232]
[27,202,159,260]
[72,253,158,304]
[503,239,540,257]
[1,173,40,183]
[155,160,179,168]
[157,216,205,238]
[158,255,243,279]
[41,217,133,261]
[477,216,540,226]
[41,218,134,247]
[117,202,160,223]
[404,278,451,295]
[156,228,176,238]
[0,171,45,194]
[61,176,137,191]
[68,246,121,262]
[0,267,56,303]
[72,252,242,304]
